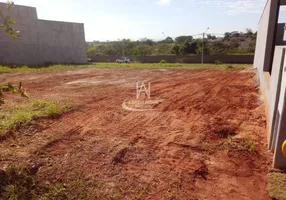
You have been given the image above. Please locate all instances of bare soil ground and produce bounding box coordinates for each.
[0,67,272,199]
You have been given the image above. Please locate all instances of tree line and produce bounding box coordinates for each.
[87,29,257,57]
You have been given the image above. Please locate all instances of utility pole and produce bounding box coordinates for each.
[201,27,209,64]
[118,39,124,58]
[122,40,125,58]
[122,43,124,58]
[202,32,205,64]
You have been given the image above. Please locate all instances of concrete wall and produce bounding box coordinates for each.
[255,0,286,169]
[268,47,285,151]
[90,55,254,64]
[254,0,280,73]
[276,24,286,45]
[0,3,87,65]
[273,48,286,169]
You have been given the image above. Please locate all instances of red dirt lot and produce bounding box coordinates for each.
[0,67,272,199]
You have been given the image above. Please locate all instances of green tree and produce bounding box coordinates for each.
[231,32,240,37]
[179,41,196,55]
[158,36,174,44]
[207,34,216,40]
[171,44,180,55]
[86,27,257,56]
[122,39,136,56]
[155,44,172,55]
[175,36,193,44]
[87,45,97,57]
[229,39,240,49]
[0,1,20,40]
[247,41,256,53]
[96,44,106,54]
[195,39,210,55]
[103,44,116,55]
[133,45,153,56]
[246,29,257,41]
[138,38,154,46]
[179,42,188,55]
[246,28,253,37]
[188,40,198,54]
[224,32,231,40]
[209,41,227,55]
[165,37,174,43]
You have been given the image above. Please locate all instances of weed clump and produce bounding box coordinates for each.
[214,60,223,65]
[268,172,286,200]
[0,100,72,132]
[226,65,234,69]
[0,164,97,200]
[224,137,256,154]
[0,165,37,200]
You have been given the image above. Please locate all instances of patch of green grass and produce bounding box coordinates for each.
[159,59,167,64]
[0,164,98,200]
[244,138,256,152]
[91,62,249,70]
[220,137,256,153]
[0,100,71,132]
[225,65,234,70]
[0,164,37,200]
[233,137,256,153]
[38,175,101,200]
[268,172,286,200]
[0,64,85,74]
[0,62,250,74]
[40,183,68,200]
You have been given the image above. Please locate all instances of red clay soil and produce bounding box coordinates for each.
[0,67,272,199]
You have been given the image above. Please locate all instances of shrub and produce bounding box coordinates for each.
[226,65,234,69]
[0,82,28,105]
[0,165,37,200]
[160,59,167,64]
[214,60,223,65]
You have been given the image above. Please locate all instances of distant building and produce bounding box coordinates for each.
[0,3,87,65]
[254,0,286,169]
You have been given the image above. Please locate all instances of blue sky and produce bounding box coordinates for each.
[1,0,286,41]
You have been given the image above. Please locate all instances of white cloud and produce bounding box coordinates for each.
[156,0,172,6]
[192,0,267,15]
